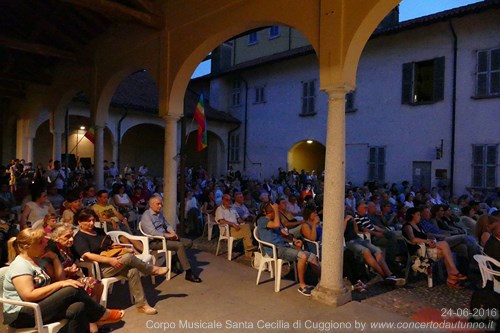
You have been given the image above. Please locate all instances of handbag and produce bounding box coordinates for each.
[100,247,130,257]
[412,250,434,274]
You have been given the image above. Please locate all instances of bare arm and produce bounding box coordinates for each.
[12,275,82,303]
[266,204,281,229]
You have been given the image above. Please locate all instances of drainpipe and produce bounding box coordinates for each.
[116,111,128,173]
[449,21,457,196]
[240,76,249,171]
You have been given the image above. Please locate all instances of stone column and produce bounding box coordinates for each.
[163,115,179,227]
[312,87,351,306]
[94,125,105,188]
[52,131,62,162]
[25,136,34,163]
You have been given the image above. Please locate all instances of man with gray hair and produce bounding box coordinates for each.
[141,195,202,283]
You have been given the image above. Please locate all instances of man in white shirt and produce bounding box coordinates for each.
[215,194,257,258]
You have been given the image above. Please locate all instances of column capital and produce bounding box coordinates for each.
[162,114,181,123]
[322,84,354,100]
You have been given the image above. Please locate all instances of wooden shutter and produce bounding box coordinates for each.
[401,62,413,104]
[433,57,445,101]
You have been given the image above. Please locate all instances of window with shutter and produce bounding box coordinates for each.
[476,48,500,97]
[229,133,240,163]
[471,144,498,188]
[254,86,265,104]
[300,80,316,116]
[401,57,445,105]
[368,146,386,182]
[231,80,241,107]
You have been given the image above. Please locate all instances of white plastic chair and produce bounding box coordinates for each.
[203,213,217,241]
[303,238,321,260]
[76,259,133,308]
[0,266,68,333]
[474,254,500,293]
[215,221,237,261]
[253,227,298,292]
[106,230,153,264]
[138,222,172,282]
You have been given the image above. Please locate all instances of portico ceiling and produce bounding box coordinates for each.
[0,0,164,101]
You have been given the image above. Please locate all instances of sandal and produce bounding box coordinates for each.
[352,280,368,293]
[97,309,125,326]
[448,273,467,281]
[447,279,464,289]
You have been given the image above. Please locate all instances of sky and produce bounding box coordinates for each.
[192,0,483,78]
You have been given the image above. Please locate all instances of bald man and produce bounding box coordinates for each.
[215,194,257,257]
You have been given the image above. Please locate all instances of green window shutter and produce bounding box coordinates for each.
[401,62,413,104]
[433,57,445,101]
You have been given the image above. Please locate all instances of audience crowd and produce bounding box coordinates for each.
[1,157,500,331]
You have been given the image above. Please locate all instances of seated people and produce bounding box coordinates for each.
[431,205,463,235]
[3,228,123,331]
[92,190,130,232]
[286,194,302,217]
[475,214,499,247]
[215,194,257,258]
[355,201,400,266]
[61,191,82,225]
[112,184,134,219]
[300,205,322,255]
[19,187,56,230]
[278,198,304,238]
[458,206,477,235]
[0,200,18,265]
[140,195,202,283]
[184,191,202,235]
[233,192,255,223]
[41,213,58,234]
[403,208,467,289]
[82,185,98,208]
[72,209,168,315]
[419,207,480,265]
[344,213,405,286]
[257,202,321,296]
[484,223,500,262]
[43,224,104,333]
[131,186,149,214]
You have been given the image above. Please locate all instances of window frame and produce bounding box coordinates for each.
[475,48,500,98]
[254,86,266,104]
[248,32,258,45]
[300,79,316,116]
[471,144,498,189]
[229,133,240,163]
[368,146,386,182]
[231,80,241,107]
[269,26,280,39]
[401,57,445,105]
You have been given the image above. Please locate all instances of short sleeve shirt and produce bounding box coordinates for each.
[257,216,286,256]
[215,205,240,224]
[3,256,51,314]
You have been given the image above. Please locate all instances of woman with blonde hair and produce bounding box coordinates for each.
[3,228,124,332]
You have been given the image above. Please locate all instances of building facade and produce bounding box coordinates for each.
[207,3,500,195]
